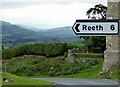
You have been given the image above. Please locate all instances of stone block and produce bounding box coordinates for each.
[102,0,120,73]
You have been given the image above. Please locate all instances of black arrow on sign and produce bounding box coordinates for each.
[75,24,80,32]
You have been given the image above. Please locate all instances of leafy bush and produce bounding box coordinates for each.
[2,42,73,59]
[74,53,103,58]
[3,55,99,77]
[2,48,16,59]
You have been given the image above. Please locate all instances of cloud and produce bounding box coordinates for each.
[1,0,107,3]
[0,2,107,29]
[1,0,107,9]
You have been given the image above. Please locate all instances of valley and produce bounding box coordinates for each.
[1,20,119,86]
[1,21,82,48]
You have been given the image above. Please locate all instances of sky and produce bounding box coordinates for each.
[0,0,107,29]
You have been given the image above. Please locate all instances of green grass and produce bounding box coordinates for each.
[2,72,55,87]
[74,53,104,58]
[2,54,118,81]
[99,66,119,80]
[29,58,119,80]
[4,55,100,77]
[28,59,103,79]
[45,59,118,80]
[52,59,103,78]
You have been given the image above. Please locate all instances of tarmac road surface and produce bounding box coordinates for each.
[34,78,119,87]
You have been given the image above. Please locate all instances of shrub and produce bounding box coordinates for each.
[2,48,16,59]
[2,43,71,59]
[3,55,99,76]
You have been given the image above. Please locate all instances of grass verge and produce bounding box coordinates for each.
[2,72,55,87]
[55,59,103,78]
[74,53,104,58]
[99,66,119,80]
[29,59,103,79]
[30,59,119,80]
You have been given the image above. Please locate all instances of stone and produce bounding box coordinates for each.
[66,48,79,63]
[66,49,75,63]
[102,0,120,74]
[3,78,13,82]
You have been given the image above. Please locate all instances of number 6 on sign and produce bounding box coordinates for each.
[110,25,115,31]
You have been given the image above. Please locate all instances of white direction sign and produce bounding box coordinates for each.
[72,20,119,35]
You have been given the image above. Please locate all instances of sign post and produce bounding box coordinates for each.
[72,20,119,35]
[102,0,120,75]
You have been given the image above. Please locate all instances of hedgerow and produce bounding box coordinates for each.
[2,43,76,59]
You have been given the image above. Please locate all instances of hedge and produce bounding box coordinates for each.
[2,43,76,59]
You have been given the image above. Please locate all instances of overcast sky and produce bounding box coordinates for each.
[0,0,107,29]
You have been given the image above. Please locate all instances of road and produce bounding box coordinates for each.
[34,78,119,87]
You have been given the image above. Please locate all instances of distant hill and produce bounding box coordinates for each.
[2,21,82,47]
[2,21,46,45]
[41,26,81,43]
[17,24,41,31]
[20,25,77,38]
[42,26,76,38]
[19,25,79,39]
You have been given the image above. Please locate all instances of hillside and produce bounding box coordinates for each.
[19,24,79,40]
[42,26,77,38]
[2,21,46,45]
[2,21,82,47]
[41,26,81,43]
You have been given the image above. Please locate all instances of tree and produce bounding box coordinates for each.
[80,4,107,53]
[86,4,107,19]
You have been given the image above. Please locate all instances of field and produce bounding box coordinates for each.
[2,57,118,80]
[1,43,119,86]
[2,55,100,77]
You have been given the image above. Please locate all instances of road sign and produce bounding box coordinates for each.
[72,20,119,35]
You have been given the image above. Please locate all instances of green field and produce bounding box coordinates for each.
[2,42,119,86]
[60,59,103,78]
[2,72,55,87]
[3,55,100,77]
[2,54,119,80]
[28,58,119,80]
[29,58,103,78]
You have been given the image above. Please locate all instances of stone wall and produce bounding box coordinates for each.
[66,48,79,63]
[102,0,120,74]
[66,48,98,63]
[66,49,75,63]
